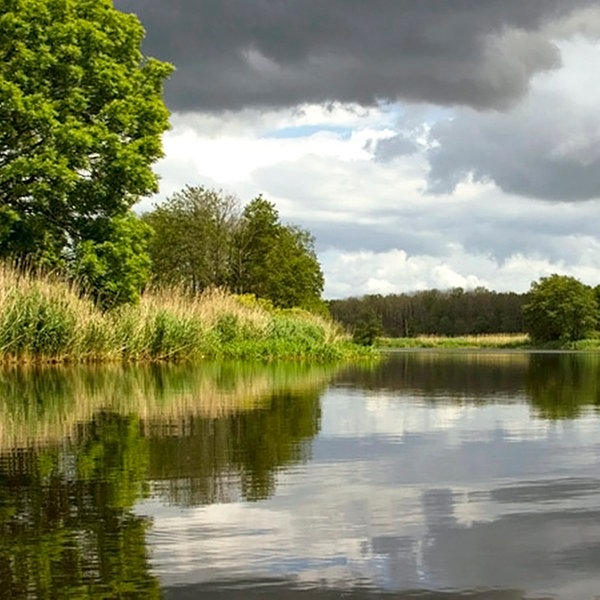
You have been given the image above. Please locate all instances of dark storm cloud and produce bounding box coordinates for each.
[425,90,600,201]
[372,134,418,162]
[114,0,593,113]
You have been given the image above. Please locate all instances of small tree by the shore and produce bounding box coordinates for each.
[523,274,598,343]
[352,311,383,346]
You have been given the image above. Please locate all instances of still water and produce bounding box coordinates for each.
[0,351,599,599]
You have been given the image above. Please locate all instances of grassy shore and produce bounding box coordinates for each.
[378,334,530,349]
[0,265,372,363]
[378,333,600,350]
[377,333,530,349]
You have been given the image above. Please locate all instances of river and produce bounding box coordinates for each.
[0,351,599,599]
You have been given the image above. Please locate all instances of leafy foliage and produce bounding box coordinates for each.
[523,274,598,342]
[352,311,383,346]
[73,212,153,308]
[232,197,324,310]
[0,0,172,304]
[145,188,325,311]
[143,186,238,292]
[230,195,280,297]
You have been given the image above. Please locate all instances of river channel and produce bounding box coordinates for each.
[0,351,599,599]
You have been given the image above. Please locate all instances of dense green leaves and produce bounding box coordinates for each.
[523,274,598,342]
[0,0,172,304]
[143,186,238,293]
[231,197,324,310]
[230,195,280,297]
[352,311,383,346]
[145,188,325,311]
[73,211,153,308]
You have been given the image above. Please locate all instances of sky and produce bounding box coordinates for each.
[114,0,600,299]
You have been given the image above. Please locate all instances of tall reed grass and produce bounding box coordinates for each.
[0,264,367,363]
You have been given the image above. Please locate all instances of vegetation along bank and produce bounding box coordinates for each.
[0,265,372,364]
[336,274,600,349]
[0,2,360,363]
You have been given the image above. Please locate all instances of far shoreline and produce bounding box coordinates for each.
[376,334,600,351]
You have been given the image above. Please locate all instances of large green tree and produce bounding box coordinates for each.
[523,274,598,342]
[230,196,325,310]
[0,0,172,303]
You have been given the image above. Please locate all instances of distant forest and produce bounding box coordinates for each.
[328,288,527,337]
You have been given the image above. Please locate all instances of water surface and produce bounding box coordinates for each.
[0,352,599,599]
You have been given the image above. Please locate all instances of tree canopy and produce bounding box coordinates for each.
[329,287,526,337]
[230,196,324,310]
[144,187,325,311]
[523,274,598,342]
[143,186,238,293]
[73,212,153,309]
[0,0,172,304]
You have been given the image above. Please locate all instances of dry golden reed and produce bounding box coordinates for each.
[379,333,530,349]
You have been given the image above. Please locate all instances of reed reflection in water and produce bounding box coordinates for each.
[0,361,337,599]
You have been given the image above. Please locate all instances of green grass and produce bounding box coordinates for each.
[0,265,373,364]
[378,334,531,349]
[378,333,600,350]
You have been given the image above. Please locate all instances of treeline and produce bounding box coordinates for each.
[329,287,527,337]
[142,186,325,312]
[332,274,600,344]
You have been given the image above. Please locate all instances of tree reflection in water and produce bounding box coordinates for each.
[1,353,598,597]
[0,413,159,599]
[0,362,333,598]
[339,350,600,420]
[526,353,600,419]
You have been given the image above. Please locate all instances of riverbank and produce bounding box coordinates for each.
[0,266,372,363]
[377,334,600,350]
[378,334,529,349]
